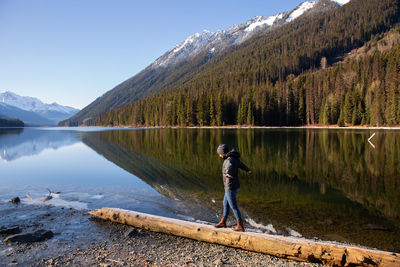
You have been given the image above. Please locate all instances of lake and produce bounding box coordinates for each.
[1,127,399,252]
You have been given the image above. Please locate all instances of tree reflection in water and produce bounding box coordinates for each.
[82,128,400,252]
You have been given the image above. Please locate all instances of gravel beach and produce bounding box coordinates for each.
[0,202,322,267]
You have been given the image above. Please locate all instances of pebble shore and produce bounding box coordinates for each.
[0,203,322,266]
[37,220,322,267]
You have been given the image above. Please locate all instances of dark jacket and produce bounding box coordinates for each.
[222,150,250,190]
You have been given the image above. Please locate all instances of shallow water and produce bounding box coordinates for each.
[1,127,399,252]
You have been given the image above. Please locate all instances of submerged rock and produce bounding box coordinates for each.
[11,197,20,204]
[0,226,21,236]
[4,229,54,244]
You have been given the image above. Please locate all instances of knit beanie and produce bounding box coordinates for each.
[217,144,229,154]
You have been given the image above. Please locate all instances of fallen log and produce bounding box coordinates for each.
[89,208,400,266]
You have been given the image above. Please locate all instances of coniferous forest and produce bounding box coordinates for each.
[97,0,400,127]
[0,117,24,127]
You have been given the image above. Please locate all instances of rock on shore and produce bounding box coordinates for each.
[4,230,53,244]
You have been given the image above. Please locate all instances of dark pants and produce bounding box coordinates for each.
[222,189,242,221]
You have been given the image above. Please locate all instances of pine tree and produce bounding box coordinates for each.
[209,93,216,126]
[319,102,329,125]
[351,102,363,125]
[216,94,223,126]
[344,93,354,124]
[338,101,345,127]
[386,89,398,126]
[397,85,400,124]
[246,101,254,125]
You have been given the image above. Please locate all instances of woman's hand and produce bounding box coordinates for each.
[225,173,233,178]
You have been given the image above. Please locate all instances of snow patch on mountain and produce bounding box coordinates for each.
[155,30,215,67]
[245,14,283,32]
[286,1,316,22]
[331,0,350,5]
[172,30,213,54]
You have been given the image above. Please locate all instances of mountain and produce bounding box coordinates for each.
[95,0,400,127]
[0,91,80,125]
[61,0,343,126]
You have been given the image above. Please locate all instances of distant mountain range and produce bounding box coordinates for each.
[0,91,80,126]
[61,0,348,126]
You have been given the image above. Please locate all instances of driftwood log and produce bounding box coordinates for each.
[89,208,400,266]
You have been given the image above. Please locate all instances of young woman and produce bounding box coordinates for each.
[214,144,251,231]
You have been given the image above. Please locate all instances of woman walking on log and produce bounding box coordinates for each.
[214,144,251,231]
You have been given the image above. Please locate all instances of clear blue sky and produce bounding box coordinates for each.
[0,0,307,109]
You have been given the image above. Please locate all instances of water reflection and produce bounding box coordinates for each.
[0,128,78,162]
[82,128,400,252]
[0,128,182,219]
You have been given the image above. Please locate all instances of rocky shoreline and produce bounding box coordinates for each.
[36,220,322,267]
[0,202,322,266]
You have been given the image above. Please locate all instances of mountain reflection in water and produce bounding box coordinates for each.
[0,128,78,162]
[82,128,400,252]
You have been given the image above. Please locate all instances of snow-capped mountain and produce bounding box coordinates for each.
[153,0,345,68]
[0,91,78,114]
[0,91,80,125]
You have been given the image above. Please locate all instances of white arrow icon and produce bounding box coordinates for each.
[368,132,376,148]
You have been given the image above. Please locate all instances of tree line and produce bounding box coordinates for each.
[0,117,24,127]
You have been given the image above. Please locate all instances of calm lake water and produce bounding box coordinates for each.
[1,127,399,252]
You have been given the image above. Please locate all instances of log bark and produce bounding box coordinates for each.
[89,208,400,266]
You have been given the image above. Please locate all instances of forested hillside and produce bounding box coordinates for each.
[98,0,400,127]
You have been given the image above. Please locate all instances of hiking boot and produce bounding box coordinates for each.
[232,221,244,231]
[214,217,227,228]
